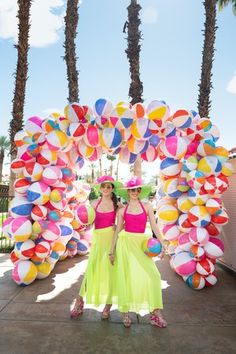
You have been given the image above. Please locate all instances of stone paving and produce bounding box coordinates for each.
[0,253,235,354]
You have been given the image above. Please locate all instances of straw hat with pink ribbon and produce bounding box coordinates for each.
[94,175,123,194]
[117,176,152,201]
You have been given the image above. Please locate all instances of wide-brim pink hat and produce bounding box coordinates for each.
[94,175,123,194]
[117,176,152,200]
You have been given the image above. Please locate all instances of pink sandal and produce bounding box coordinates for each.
[101,305,111,320]
[70,297,84,319]
[150,311,167,328]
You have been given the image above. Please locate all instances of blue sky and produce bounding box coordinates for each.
[0,0,235,179]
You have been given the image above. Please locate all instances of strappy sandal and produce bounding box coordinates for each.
[150,310,167,328]
[101,305,111,320]
[123,314,132,328]
[70,297,84,319]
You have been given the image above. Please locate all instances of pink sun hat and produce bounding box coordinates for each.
[94,175,123,194]
[117,176,152,200]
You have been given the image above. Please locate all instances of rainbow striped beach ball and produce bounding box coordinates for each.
[12,260,38,286]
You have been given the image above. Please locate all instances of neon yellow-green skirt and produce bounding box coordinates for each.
[115,230,163,313]
[79,226,118,306]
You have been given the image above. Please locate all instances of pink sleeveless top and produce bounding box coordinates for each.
[124,202,147,233]
[94,198,116,229]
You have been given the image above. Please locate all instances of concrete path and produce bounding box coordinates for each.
[0,253,235,354]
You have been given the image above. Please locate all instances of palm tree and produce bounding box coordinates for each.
[0,136,10,183]
[198,0,236,117]
[106,155,116,176]
[125,0,143,177]
[64,0,79,102]
[9,0,32,195]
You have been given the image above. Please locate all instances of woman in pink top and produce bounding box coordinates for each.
[70,175,122,320]
[109,176,167,328]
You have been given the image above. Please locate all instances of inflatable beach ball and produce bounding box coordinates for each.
[14,130,27,147]
[197,138,215,157]
[131,118,151,140]
[141,145,158,162]
[77,239,89,255]
[205,198,222,215]
[10,197,32,218]
[31,205,47,221]
[160,158,182,177]
[14,239,35,259]
[23,161,43,182]
[94,98,113,117]
[178,233,192,252]
[189,245,205,261]
[75,204,95,225]
[211,208,229,226]
[11,159,25,174]
[142,238,162,257]
[162,224,180,241]
[25,116,43,136]
[186,170,205,190]
[158,204,179,225]
[132,102,145,119]
[177,213,193,233]
[172,252,196,276]
[12,260,38,286]
[177,177,190,193]
[196,258,215,276]
[42,222,61,243]
[186,273,205,290]
[177,194,194,213]
[27,182,50,205]
[77,139,95,158]
[163,178,182,199]
[46,130,68,151]
[11,217,32,242]
[35,241,51,259]
[42,166,62,186]
[189,227,209,246]
[160,136,187,159]
[204,237,224,259]
[127,137,149,155]
[100,128,122,149]
[14,178,31,195]
[198,156,222,177]
[36,262,52,279]
[67,122,85,140]
[187,188,209,206]
[221,161,234,177]
[17,145,35,163]
[188,206,210,227]
[172,109,192,129]
[182,155,198,173]
[146,100,170,126]
[64,102,85,123]
[119,146,137,164]
[84,125,100,147]
[205,272,218,286]
[37,148,57,166]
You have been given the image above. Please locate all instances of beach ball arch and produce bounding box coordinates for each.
[4,98,233,289]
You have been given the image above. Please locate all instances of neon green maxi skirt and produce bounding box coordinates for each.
[79,226,118,306]
[115,230,163,314]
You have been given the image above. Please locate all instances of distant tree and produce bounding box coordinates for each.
[0,136,10,183]
[9,0,32,195]
[198,0,236,117]
[64,0,79,102]
[106,155,116,176]
[125,0,143,177]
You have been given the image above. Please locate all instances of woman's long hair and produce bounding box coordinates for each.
[111,191,118,210]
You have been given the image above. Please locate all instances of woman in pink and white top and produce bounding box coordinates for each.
[70,175,122,320]
[109,176,167,328]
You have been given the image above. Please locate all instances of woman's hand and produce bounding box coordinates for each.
[109,253,115,265]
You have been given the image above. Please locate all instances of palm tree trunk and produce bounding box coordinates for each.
[116,158,120,180]
[125,1,143,177]
[0,150,3,183]
[197,0,217,117]
[99,158,103,175]
[9,0,32,196]
[64,0,79,103]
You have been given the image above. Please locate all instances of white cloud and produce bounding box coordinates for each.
[0,0,65,47]
[227,73,236,94]
[142,6,158,25]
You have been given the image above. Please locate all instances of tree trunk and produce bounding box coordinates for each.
[9,0,32,196]
[64,0,79,103]
[125,1,143,177]
[99,158,103,175]
[197,0,217,117]
[116,158,120,180]
[0,149,4,182]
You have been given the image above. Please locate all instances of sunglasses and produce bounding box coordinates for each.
[101,183,113,189]
[128,188,141,192]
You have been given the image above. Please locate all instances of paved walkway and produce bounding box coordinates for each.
[0,253,235,354]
